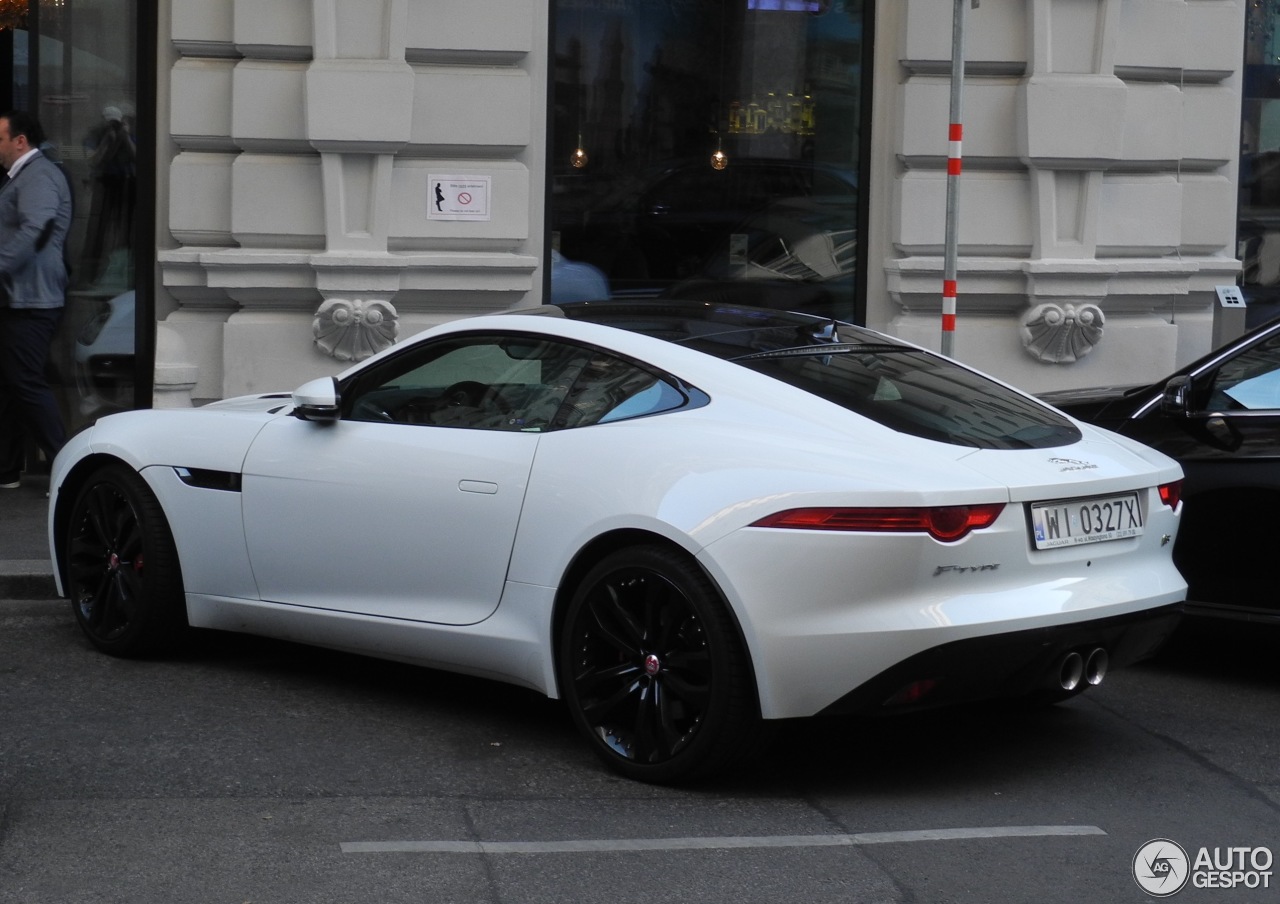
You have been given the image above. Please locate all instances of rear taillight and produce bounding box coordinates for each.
[750,503,1005,543]
[1158,480,1182,510]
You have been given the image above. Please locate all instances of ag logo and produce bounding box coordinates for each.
[1134,839,1190,896]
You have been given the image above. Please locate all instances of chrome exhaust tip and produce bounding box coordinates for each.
[1085,647,1109,686]
[1058,651,1084,691]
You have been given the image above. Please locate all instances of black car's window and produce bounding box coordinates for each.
[1203,332,1280,411]
[344,333,687,431]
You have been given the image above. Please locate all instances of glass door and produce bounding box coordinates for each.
[550,0,868,323]
[2,0,140,446]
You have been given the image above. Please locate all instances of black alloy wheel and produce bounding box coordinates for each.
[65,463,188,657]
[559,545,758,783]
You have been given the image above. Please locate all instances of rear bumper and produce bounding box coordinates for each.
[816,603,1183,716]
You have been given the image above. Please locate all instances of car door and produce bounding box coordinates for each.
[1122,330,1280,612]
[239,332,589,626]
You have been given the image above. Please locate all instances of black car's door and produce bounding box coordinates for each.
[1122,331,1280,614]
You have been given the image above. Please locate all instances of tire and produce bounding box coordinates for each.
[65,463,188,657]
[558,544,759,784]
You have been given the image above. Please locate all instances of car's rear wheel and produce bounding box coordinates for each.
[559,545,758,783]
[65,463,188,657]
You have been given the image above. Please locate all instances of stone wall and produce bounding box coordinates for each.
[159,0,547,401]
[867,0,1245,392]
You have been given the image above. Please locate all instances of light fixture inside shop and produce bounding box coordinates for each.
[710,136,728,171]
[0,0,28,31]
[571,134,588,169]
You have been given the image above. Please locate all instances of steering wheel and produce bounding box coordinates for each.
[351,397,395,422]
[441,381,488,408]
[479,385,514,414]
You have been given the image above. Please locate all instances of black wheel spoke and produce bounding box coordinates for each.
[80,496,111,551]
[657,668,710,709]
[663,647,710,672]
[585,583,646,657]
[580,676,642,725]
[114,568,144,618]
[85,575,116,628]
[656,682,695,760]
[574,658,641,691]
[629,684,661,762]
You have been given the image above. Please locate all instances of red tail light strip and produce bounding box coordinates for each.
[1158,480,1182,511]
[751,503,1006,543]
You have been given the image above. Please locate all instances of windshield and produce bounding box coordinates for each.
[735,346,1081,450]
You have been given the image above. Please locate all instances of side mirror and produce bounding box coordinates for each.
[1159,375,1191,416]
[292,376,341,423]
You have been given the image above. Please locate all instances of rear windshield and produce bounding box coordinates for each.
[553,302,1080,450]
[735,344,1080,449]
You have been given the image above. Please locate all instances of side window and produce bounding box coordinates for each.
[1203,333,1280,411]
[344,333,688,431]
[345,334,590,431]
[553,352,688,429]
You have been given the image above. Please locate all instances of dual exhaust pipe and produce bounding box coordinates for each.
[1055,647,1109,692]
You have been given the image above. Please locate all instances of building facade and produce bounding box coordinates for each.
[873,0,1244,393]
[8,0,1262,435]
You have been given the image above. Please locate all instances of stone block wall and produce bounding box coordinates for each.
[159,0,546,400]
[868,0,1245,392]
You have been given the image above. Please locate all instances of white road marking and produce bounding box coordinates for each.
[341,825,1106,854]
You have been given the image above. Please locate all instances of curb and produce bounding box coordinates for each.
[0,560,59,600]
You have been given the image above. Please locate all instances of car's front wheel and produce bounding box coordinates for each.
[65,463,188,657]
[559,545,759,783]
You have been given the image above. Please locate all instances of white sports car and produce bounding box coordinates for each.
[49,301,1186,783]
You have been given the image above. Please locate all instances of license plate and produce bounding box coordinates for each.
[1031,492,1144,550]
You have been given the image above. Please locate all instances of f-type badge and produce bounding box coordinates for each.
[933,564,1000,577]
[1048,457,1098,472]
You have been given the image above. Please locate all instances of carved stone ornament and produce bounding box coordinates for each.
[313,298,399,361]
[1019,302,1105,364]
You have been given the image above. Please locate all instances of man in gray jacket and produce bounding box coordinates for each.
[0,109,73,488]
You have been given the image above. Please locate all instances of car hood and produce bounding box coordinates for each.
[204,392,296,413]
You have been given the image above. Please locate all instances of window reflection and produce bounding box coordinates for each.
[551,0,864,322]
[3,0,139,433]
[1241,1,1280,326]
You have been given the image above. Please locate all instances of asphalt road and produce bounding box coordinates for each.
[1,603,1277,904]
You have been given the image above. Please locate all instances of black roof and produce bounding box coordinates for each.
[548,300,892,361]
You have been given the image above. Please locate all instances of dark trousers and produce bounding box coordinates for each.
[0,306,67,478]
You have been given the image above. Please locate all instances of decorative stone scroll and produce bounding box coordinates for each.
[312,298,399,361]
[1019,302,1105,364]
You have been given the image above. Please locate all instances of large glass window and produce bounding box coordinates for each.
[550,0,867,322]
[1241,1,1280,325]
[1,0,141,439]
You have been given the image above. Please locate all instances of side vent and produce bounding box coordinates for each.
[174,468,242,492]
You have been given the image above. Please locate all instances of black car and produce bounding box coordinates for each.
[1040,316,1280,622]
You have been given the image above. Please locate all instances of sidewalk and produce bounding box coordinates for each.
[0,473,59,599]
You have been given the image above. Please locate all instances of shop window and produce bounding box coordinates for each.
[1242,1,1280,325]
[1,0,141,439]
[550,0,866,322]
